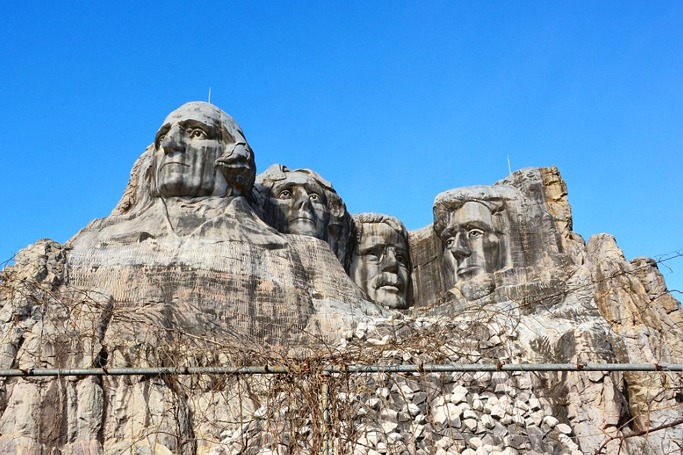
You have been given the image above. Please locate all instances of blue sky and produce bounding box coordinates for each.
[2,2,682,294]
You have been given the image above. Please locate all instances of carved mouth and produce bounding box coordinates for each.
[374,275,403,292]
[290,217,315,224]
[378,285,400,293]
[215,159,247,168]
[457,265,483,278]
[160,161,190,170]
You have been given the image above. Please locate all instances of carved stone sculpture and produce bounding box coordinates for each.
[350,213,412,309]
[61,102,382,348]
[432,186,515,299]
[1,97,682,455]
[153,101,254,198]
[74,101,283,246]
[435,200,505,279]
[253,164,353,267]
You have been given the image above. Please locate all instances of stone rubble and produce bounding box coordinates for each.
[207,318,587,455]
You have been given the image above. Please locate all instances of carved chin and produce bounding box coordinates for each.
[375,291,407,309]
[372,286,408,309]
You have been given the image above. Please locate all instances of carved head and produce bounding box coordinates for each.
[434,189,511,287]
[439,201,501,279]
[350,213,412,309]
[152,102,255,198]
[254,164,353,267]
[263,168,331,239]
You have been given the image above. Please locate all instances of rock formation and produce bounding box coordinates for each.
[0,102,681,454]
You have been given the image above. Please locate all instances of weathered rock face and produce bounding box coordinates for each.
[0,102,681,454]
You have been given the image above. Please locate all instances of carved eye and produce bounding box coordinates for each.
[396,252,408,265]
[445,238,455,247]
[468,229,484,238]
[310,193,321,202]
[363,246,382,262]
[278,189,292,199]
[366,252,380,262]
[188,128,207,139]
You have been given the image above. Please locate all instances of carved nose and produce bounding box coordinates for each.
[295,191,312,210]
[231,142,249,161]
[449,233,471,260]
[220,143,241,162]
[381,247,399,272]
[161,127,185,154]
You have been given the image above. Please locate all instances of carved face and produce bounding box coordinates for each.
[153,104,230,197]
[268,174,331,239]
[350,222,411,309]
[440,201,501,281]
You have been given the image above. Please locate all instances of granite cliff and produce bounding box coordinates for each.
[0,102,681,454]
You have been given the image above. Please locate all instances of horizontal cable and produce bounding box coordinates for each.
[1,363,682,378]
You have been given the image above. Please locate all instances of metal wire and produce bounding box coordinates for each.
[1,363,681,378]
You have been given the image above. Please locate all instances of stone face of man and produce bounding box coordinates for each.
[269,174,330,239]
[350,222,411,309]
[440,201,501,281]
[153,104,230,198]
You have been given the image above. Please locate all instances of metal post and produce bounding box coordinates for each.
[320,376,330,455]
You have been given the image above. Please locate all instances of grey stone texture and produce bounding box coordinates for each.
[0,103,682,454]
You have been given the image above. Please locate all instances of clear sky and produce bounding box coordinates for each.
[2,2,682,295]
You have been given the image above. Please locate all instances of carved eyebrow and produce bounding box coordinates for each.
[439,226,457,240]
[357,244,384,255]
[460,220,493,231]
[270,181,327,201]
[440,220,493,240]
[357,244,410,264]
[271,181,295,193]
[154,120,222,149]
[177,120,218,137]
[302,182,327,201]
